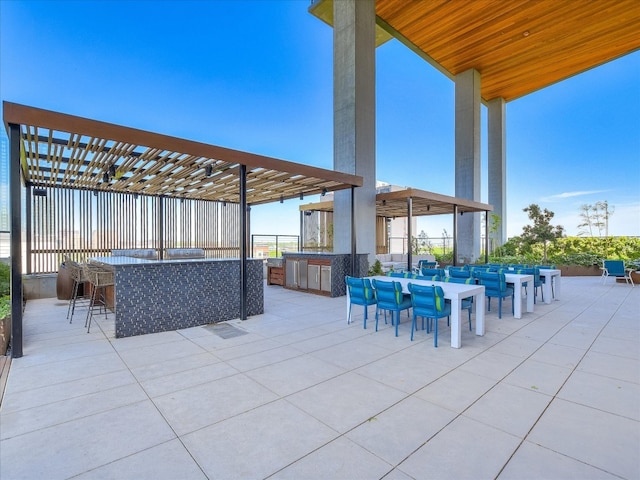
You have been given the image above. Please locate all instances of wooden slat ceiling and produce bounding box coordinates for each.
[300,188,493,218]
[3,102,362,205]
[311,0,640,102]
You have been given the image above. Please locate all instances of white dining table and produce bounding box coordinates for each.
[502,273,534,318]
[365,276,485,348]
[538,269,561,303]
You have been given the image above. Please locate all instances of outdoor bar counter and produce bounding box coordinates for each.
[89,256,263,338]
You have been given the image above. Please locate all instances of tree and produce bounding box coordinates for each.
[577,201,614,237]
[521,204,564,262]
[577,204,594,237]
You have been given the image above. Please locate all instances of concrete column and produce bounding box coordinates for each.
[332,0,376,264]
[488,97,507,249]
[454,69,481,263]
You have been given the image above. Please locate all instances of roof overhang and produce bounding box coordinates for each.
[300,188,493,217]
[3,102,363,205]
[310,0,640,102]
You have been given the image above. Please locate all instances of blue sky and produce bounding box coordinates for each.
[1,0,639,240]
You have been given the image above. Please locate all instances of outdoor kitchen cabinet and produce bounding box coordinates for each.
[282,253,367,297]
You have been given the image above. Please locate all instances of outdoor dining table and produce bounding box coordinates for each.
[365,275,486,349]
[538,269,561,303]
[502,272,535,319]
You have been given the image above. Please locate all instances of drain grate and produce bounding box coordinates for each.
[204,322,248,339]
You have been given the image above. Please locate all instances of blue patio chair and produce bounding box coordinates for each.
[372,279,412,336]
[444,277,473,330]
[388,271,411,278]
[415,274,441,281]
[517,267,543,302]
[449,267,471,279]
[601,260,635,286]
[477,271,514,319]
[346,276,377,328]
[420,267,445,278]
[408,283,451,347]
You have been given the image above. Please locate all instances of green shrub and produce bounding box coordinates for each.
[0,295,9,319]
[491,236,640,266]
[0,263,9,297]
[367,259,384,276]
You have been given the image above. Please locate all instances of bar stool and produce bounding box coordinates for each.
[83,264,115,333]
[65,256,90,324]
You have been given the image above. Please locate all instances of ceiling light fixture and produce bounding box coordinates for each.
[321,188,327,196]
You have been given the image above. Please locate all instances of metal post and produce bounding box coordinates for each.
[407,197,413,271]
[25,184,32,274]
[239,164,247,320]
[9,123,23,358]
[350,187,356,275]
[453,205,458,267]
[299,210,304,252]
[158,196,164,259]
[484,210,489,264]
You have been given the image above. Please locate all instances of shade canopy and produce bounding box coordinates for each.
[310,0,640,102]
[3,102,362,204]
[300,188,493,218]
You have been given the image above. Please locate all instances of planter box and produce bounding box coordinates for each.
[558,265,601,276]
[0,315,9,356]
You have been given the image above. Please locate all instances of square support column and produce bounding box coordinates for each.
[332,0,376,266]
[454,69,481,263]
[488,97,507,249]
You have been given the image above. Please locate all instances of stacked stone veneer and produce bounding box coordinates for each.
[113,259,263,338]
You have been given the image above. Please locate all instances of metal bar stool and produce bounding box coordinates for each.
[83,264,115,333]
[65,256,90,324]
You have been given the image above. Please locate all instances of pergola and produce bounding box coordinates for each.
[4,101,363,357]
[300,187,493,267]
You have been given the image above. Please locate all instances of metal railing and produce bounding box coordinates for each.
[251,234,299,259]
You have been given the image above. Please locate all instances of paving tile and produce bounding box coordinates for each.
[413,368,497,413]
[244,353,346,396]
[346,396,457,465]
[527,398,640,479]
[140,361,240,398]
[528,342,585,369]
[557,370,640,420]
[226,344,305,371]
[286,371,407,433]
[458,350,525,381]
[182,400,338,479]
[152,373,279,435]
[397,415,521,479]
[0,369,137,414]
[354,347,453,393]
[590,334,639,360]
[489,335,543,358]
[4,351,127,393]
[463,383,552,437]
[0,400,176,480]
[129,351,222,382]
[499,440,620,479]
[577,350,640,384]
[272,436,394,479]
[309,336,396,369]
[1,383,148,440]
[502,358,573,396]
[73,439,208,480]
[114,338,208,368]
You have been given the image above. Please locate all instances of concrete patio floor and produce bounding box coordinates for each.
[0,276,638,479]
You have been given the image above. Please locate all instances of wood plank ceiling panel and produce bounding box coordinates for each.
[374,0,640,101]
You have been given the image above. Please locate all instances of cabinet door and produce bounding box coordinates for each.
[298,260,308,289]
[320,266,332,292]
[308,265,320,290]
[285,260,297,288]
